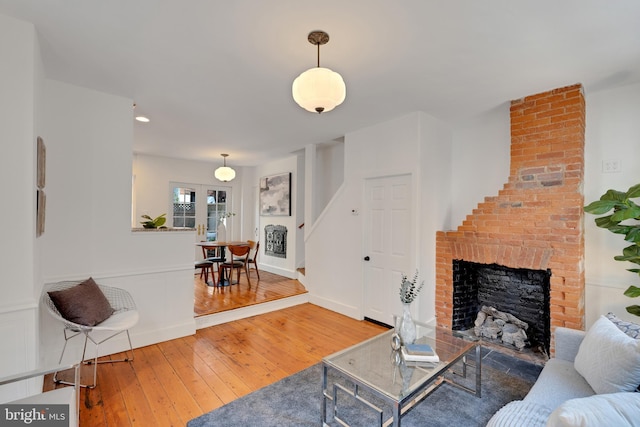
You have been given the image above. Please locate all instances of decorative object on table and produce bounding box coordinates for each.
[390,347,414,392]
[140,213,167,229]
[259,172,291,216]
[397,270,424,345]
[390,332,402,351]
[291,30,346,114]
[584,183,640,316]
[216,212,235,242]
[214,153,236,182]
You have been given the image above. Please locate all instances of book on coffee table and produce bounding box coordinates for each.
[405,343,435,356]
[401,344,440,363]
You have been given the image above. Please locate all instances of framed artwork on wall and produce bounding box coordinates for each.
[259,172,291,216]
[36,136,46,237]
[37,136,46,189]
[37,190,46,237]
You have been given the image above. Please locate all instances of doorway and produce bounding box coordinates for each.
[363,174,413,327]
[170,183,232,259]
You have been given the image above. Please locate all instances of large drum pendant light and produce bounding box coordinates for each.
[292,31,346,114]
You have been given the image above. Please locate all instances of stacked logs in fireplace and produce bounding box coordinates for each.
[475,306,529,350]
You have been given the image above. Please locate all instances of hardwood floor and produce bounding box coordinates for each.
[44,273,387,426]
[193,269,307,316]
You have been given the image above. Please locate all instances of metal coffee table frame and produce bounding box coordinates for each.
[321,323,481,427]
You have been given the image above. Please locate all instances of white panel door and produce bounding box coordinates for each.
[363,174,412,326]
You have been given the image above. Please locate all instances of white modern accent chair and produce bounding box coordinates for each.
[42,279,139,389]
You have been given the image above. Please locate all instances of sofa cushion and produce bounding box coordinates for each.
[574,315,640,394]
[486,400,551,427]
[606,312,640,339]
[48,277,114,326]
[547,392,640,427]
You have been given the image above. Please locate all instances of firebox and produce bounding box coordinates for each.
[452,260,551,355]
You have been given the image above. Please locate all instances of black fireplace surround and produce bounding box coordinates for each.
[452,260,551,355]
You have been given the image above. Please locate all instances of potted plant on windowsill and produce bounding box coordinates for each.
[584,183,640,317]
[140,213,167,229]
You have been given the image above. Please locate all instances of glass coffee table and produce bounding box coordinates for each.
[321,321,481,427]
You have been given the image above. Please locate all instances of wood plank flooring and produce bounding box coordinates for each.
[45,302,387,426]
[193,269,308,316]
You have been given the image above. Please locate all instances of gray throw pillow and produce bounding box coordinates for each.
[606,312,640,339]
[48,277,114,326]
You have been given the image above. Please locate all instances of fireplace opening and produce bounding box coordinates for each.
[452,260,551,357]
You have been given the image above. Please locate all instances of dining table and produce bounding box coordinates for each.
[195,241,249,286]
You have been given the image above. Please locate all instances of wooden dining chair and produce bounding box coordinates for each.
[218,245,251,286]
[247,240,260,279]
[202,244,225,284]
[195,259,215,284]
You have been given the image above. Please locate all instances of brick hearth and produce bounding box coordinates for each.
[435,84,586,351]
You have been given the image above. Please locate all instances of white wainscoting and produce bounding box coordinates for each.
[40,267,196,367]
[0,304,38,402]
[585,280,639,329]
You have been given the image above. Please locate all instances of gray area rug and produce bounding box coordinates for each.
[188,349,541,427]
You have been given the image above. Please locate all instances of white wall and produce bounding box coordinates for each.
[315,139,344,221]
[417,112,454,321]
[583,82,640,327]
[450,103,512,228]
[253,155,301,278]
[0,13,41,399]
[37,80,196,366]
[132,154,252,242]
[304,84,640,331]
[305,112,453,321]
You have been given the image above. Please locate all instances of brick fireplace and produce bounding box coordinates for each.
[435,84,586,353]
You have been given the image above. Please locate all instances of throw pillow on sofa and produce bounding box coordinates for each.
[574,315,640,394]
[547,392,640,427]
[606,312,640,339]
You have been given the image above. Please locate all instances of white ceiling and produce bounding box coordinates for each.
[1,0,639,167]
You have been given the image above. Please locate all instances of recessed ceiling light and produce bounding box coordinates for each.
[135,116,150,123]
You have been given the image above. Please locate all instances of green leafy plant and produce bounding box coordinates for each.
[140,213,167,229]
[584,183,640,316]
[399,270,424,304]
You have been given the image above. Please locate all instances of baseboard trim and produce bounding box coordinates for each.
[195,293,310,330]
[364,317,393,329]
[308,294,361,320]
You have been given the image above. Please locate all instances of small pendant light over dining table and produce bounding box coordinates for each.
[292,30,346,114]
[214,153,236,182]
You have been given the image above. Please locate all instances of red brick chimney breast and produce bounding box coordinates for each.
[435,84,586,349]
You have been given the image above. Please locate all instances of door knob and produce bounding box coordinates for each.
[364,256,370,261]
